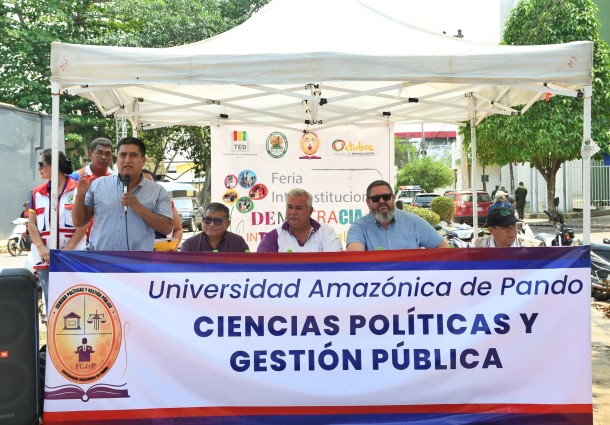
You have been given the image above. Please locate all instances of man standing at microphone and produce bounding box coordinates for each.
[73,137,173,251]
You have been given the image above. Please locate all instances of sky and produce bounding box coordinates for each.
[374,0,508,45]
[392,0,518,133]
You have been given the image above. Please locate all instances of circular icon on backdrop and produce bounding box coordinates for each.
[300,131,321,157]
[238,170,257,189]
[47,284,122,385]
[249,183,268,200]
[266,132,288,159]
[236,196,253,213]
[332,139,346,152]
[223,190,239,205]
[224,174,237,189]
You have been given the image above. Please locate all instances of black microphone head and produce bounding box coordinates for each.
[122,174,131,186]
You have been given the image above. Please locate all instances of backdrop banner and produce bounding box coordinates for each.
[43,247,592,425]
[210,123,394,250]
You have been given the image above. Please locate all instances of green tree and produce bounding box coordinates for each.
[0,1,115,163]
[0,0,269,190]
[396,156,454,193]
[394,137,419,168]
[140,126,211,207]
[462,0,610,213]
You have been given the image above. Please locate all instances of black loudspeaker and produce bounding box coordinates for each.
[0,268,39,425]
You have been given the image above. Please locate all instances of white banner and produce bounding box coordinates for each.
[211,124,394,250]
[43,248,592,424]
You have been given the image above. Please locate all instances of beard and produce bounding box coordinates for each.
[371,204,396,223]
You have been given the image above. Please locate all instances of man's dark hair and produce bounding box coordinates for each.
[142,169,156,180]
[117,137,146,156]
[89,137,114,153]
[366,180,393,198]
[205,202,230,219]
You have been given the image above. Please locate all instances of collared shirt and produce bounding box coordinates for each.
[346,209,444,250]
[71,163,114,181]
[85,174,173,251]
[475,234,543,248]
[476,236,519,247]
[180,231,250,252]
[257,218,343,253]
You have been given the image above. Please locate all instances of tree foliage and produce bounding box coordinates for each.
[140,126,211,206]
[462,0,610,212]
[0,0,269,197]
[396,156,454,193]
[0,1,115,163]
[402,204,441,226]
[430,196,457,223]
[394,137,419,169]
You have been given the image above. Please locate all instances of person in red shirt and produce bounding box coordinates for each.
[71,137,114,182]
[70,137,114,241]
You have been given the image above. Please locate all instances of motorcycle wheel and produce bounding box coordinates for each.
[7,238,22,257]
[593,291,610,302]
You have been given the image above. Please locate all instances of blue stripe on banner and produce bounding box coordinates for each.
[50,246,590,274]
[46,412,593,425]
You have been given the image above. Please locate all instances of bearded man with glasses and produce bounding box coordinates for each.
[180,202,249,252]
[346,180,448,251]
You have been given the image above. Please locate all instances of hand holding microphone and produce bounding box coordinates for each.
[122,174,131,213]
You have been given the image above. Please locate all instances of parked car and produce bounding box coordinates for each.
[173,197,204,231]
[396,185,424,204]
[411,193,440,209]
[444,190,493,225]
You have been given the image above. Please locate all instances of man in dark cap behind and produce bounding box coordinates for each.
[475,205,542,247]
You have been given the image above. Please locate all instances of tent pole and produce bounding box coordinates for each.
[50,81,60,250]
[468,93,479,234]
[132,99,140,137]
[583,85,592,244]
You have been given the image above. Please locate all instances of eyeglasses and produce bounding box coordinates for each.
[369,193,392,203]
[203,217,228,225]
[37,161,49,169]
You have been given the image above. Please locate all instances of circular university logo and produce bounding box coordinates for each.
[47,284,122,384]
[266,132,288,159]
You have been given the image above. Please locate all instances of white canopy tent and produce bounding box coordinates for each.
[49,0,594,245]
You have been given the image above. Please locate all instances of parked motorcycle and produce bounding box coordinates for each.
[535,197,577,246]
[7,217,32,256]
[591,239,610,301]
[435,224,473,248]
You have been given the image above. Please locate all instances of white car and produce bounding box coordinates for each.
[396,186,424,204]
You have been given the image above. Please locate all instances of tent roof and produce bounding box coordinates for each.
[51,0,593,130]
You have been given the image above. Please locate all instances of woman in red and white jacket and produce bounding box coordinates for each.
[28,149,88,266]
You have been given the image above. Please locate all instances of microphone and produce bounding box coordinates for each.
[122,174,131,213]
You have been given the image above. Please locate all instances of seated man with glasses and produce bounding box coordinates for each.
[475,205,543,247]
[346,180,448,251]
[180,202,249,252]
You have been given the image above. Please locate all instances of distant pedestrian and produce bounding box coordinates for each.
[491,185,499,199]
[514,182,528,220]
